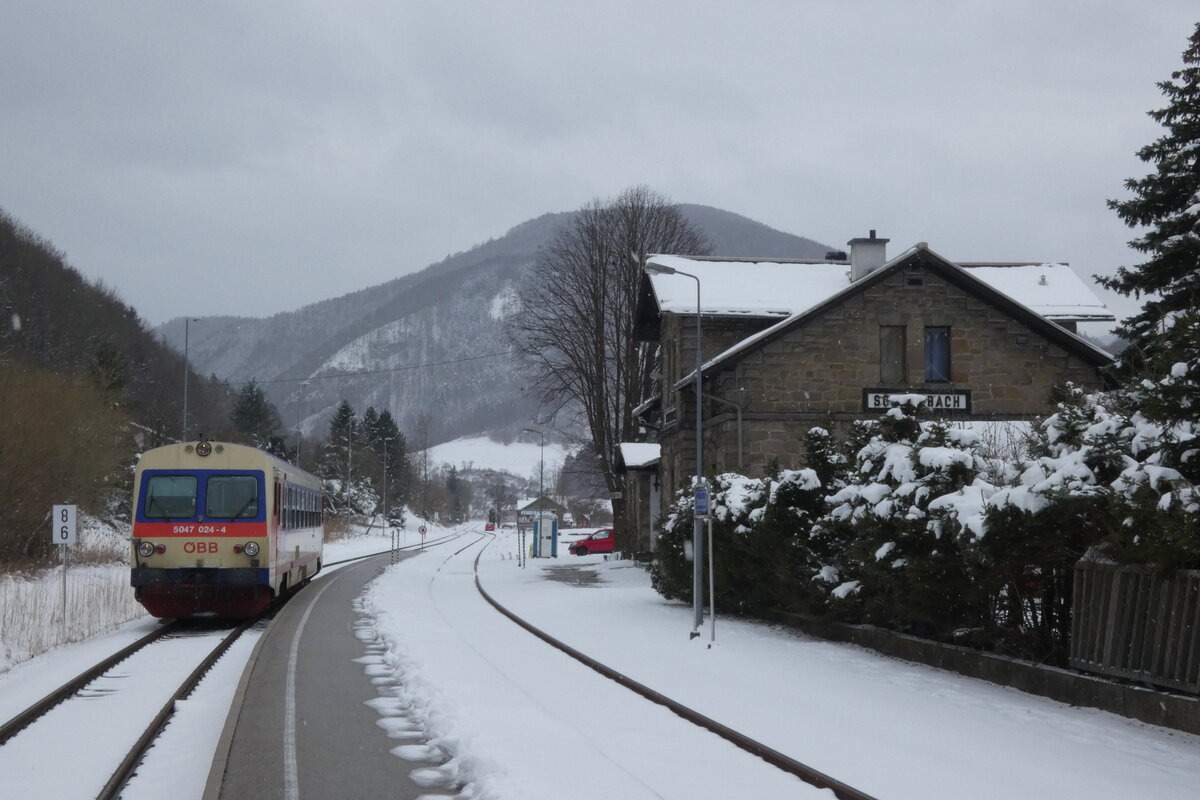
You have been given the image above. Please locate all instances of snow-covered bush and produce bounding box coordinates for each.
[812,398,989,638]
[984,373,1199,571]
[650,360,1199,663]
[649,467,826,616]
[322,476,380,518]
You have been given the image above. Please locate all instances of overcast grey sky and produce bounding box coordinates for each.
[2,1,1196,327]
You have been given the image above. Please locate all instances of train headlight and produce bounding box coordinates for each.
[195,440,212,457]
[243,541,260,557]
[137,541,155,558]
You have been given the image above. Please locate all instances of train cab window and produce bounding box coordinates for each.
[206,476,259,520]
[144,476,197,519]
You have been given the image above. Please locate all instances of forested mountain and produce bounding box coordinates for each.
[0,209,231,441]
[0,209,235,560]
[162,205,830,446]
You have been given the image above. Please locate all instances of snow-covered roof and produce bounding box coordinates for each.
[644,253,1114,323]
[958,263,1113,322]
[618,442,661,469]
[669,243,1114,391]
[517,496,563,512]
[646,255,848,318]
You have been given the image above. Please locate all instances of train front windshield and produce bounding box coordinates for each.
[143,475,197,519]
[206,476,259,519]
[141,472,262,521]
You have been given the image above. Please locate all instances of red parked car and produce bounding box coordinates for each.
[569,528,614,556]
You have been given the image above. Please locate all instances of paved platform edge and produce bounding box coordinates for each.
[200,597,290,800]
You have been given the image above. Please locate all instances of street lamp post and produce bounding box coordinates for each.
[522,427,546,565]
[643,260,705,637]
[523,427,545,513]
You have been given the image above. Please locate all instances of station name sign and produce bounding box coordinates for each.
[863,389,971,413]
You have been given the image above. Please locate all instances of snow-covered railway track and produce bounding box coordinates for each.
[0,618,259,800]
[469,533,879,800]
[323,529,467,570]
[0,533,460,752]
[0,621,181,747]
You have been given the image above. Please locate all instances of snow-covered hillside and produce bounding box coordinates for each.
[424,435,569,479]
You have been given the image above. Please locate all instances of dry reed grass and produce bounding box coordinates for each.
[0,562,147,672]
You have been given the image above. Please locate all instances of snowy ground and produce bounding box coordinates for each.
[2,522,1198,799]
[365,524,1200,800]
[0,528,400,800]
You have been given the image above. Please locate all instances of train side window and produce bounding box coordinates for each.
[144,475,197,519]
[207,476,259,520]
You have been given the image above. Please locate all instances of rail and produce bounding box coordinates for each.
[470,535,880,800]
[98,618,260,800]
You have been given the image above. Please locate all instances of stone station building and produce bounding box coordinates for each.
[629,232,1116,499]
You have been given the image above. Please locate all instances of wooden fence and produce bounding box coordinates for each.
[1071,563,1200,695]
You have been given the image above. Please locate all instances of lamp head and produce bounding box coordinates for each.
[643,262,677,276]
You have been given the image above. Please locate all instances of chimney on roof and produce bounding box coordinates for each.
[847,229,889,281]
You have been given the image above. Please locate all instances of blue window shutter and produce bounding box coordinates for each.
[924,327,951,382]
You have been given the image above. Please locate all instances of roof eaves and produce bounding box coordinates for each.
[632,393,661,416]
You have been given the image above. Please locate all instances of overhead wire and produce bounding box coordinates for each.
[225,349,513,388]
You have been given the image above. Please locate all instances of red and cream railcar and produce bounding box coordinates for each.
[131,439,323,618]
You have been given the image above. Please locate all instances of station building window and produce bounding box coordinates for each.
[924,326,951,383]
[879,325,906,384]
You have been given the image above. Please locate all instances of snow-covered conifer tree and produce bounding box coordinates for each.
[1101,22,1200,362]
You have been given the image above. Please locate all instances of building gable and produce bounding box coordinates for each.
[713,261,1103,419]
[684,245,1114,389]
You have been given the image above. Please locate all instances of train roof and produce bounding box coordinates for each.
[135,441,321,486]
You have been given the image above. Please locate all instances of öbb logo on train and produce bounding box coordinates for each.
[183,541,219,554]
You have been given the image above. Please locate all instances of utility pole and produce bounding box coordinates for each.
[181,317,199,441]
[346,418,354,509]
[295,380,309,467]
[382,436,394,531]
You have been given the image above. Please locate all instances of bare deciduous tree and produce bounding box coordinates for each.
[510,186,710,548]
